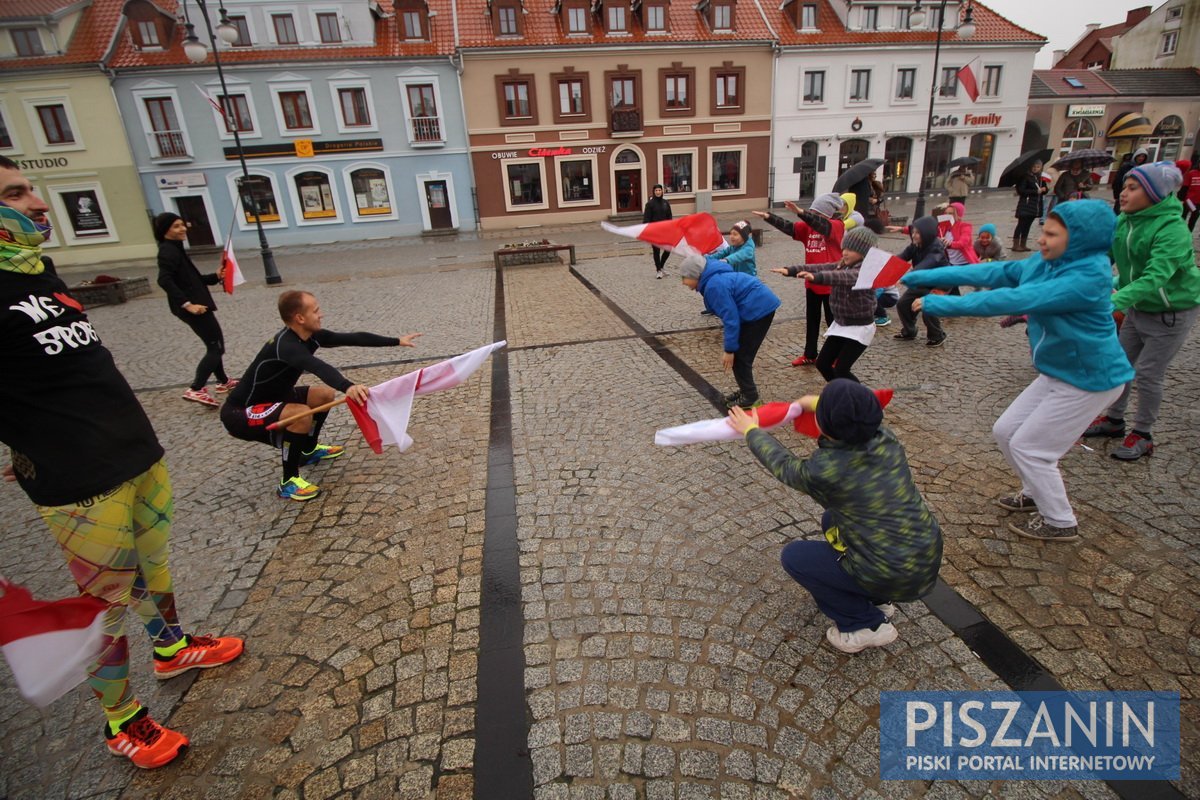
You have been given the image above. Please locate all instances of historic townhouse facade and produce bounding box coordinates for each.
[456,0,775,228]
[769,0,1043,201]
[109,0,473,250]
[1,0,157,267]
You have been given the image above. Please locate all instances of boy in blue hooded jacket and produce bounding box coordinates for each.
[680,254,780,409]
[904,199,1133,543]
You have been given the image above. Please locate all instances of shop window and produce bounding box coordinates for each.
[349,167,392,217]
[317,13,341,43]
[559,158,596,203]
[56,187,111,240]
[506,161,545,208]
[661,152,694,194]
[294,171,338,219]
[237,175,282,223]
[969,133,995,186]
[272,14,298,44]
[921,134,954,190]
[711,149,743,192]
[884,137,911,192]
[795,141,818,197]
[1057,118,1095,158]
[839,138,869,174]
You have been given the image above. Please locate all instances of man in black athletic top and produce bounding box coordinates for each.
[221,290,420,500]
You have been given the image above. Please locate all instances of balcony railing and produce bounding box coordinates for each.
[150,130,189,159]
[610,108,641,134]
[410,116,442,143]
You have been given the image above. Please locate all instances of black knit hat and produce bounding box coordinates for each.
[815,379,883,444]
[731,220,752,242]
[152,212,182,242]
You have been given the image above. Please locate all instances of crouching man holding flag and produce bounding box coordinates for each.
[220,290,420,501]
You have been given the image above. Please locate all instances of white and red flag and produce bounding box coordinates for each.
[601,212,726,259]
[347,341,506,453]
[853,247,911,290]
[0,579,108,707]
[936,214,955,238]
[956,58,981,102]
[221,238,245,294]
[655,389,894,446]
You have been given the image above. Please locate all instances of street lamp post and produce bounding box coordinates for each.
[910,0,975,220]
[183,0,282,284]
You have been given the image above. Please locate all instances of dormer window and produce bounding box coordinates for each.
[493,2,523,35]
[122,0,177,52]
[862,5,877,30]
[566,4,589,32]
[644,2,667,31]
[607,4,627,32]
[134,20,161,47]
[801,3,816,29]
[11,28,44,57]
[711,0,732,30]
[397,1,429,40]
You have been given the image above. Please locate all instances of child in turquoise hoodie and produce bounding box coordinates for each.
[903,199,1133,543]
[709,220,757,276]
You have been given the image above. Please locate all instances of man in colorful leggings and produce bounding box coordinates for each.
[0,156,243,769]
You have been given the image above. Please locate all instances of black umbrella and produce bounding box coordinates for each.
[833,158,884,192]
[948,156,980,169]
[1050,148,1115,171]
[998,149,1053,188]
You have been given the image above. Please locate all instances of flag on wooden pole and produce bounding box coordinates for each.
[221,238,245,294]
[601,212,726,259]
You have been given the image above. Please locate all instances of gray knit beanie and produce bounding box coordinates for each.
[680,253,707,279]
[810,193,844,218]
[841,226,878,256]
[1127,161,1184,204]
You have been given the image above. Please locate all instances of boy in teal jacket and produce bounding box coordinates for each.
[710,220,758,276]
[904,200,1133,543]
[1082,161,1200,460]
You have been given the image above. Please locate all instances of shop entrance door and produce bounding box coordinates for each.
[423,180,453,229]
[174,196,215,247]
[615,169,641,213]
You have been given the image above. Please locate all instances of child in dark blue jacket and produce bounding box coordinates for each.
[681,254,780,409]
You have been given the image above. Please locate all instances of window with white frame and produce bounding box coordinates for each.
[272,14,298,44]
[26,99,80,150]
[710,147,745,193]
[227,14,251,45]
[498,6,518,34]
[330,82,377,133]
[142,96,189,159]
[402,11,423,39]
[558,78,585,116]
[504,159,547,210]
[1161,30,1178,55]
[135,21,161,47]
[557,155,598,205]
[939,66,957,97]
[1166,5,1182,19]
[347,166,394,219]
[896,6,911,29]
[219,92,256,134]
[608,5,627,31]
[405,82,441,141]
[661,150,695,194]
[895,67,916,100]
[293,170,339,220]
[712,3,731,30]
[862,5,877,30]
[645,4,665,30]
[567,6,588,32]
[271,85,319,135]
[801,3,816,28]
[0,105,18,151]
[11,28,43,56]
[50,184,117,244]
[316,12,341,43]
[982,65,1002,97]
[236,174,283,224]
[802,70,825,103]
[849,69,871,101]
[664,73,689,110]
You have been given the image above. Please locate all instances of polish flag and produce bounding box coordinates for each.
[601,212,726,259]
[221,239,245,294]
[936,214,955,238]
[655,389,894,446]
[853,248,911,290]
[347,341,506,453]
[196,85,226,120]
[956,59,981,102]
[0,579,108,707]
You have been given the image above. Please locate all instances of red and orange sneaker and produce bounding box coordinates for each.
[154,634,245,679]
[105,708,189,769]
[791,355,817,367]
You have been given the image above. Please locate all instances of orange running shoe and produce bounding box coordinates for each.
[105,708,189,769]
[154,634,245,679]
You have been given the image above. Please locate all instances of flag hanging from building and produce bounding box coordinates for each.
[601,212,726,259]
[347,341,506,453]
[0,578,109,707]
[956,59,981,102]
[196,85,226,119]
[853,248,911,290]
[221,239,245,294]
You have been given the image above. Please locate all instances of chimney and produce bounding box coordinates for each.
[1126,6,1151,26]
[1082,23,1100,34]
[1052,49,1066,66]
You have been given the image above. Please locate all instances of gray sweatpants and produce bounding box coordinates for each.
[994,375,1124,528]
[1105,305,1200,433]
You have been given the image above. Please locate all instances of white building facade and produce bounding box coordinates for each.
[768,0,1044,201]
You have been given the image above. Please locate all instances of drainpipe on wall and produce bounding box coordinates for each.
[449,0,479,229]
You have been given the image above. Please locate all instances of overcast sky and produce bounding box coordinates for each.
[981,0,1160,68]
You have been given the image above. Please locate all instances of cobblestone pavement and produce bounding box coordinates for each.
[1,199,1196,799]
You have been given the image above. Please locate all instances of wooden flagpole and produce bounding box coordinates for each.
[266,397,347,431]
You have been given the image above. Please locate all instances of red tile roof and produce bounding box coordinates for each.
[1029,69,1117,98]
[0,0,86,20]
[772,0,1044,47]
[2,0,122,69]
[106,0,455,69]
[456,0,776,48]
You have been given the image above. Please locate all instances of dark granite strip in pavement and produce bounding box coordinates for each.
[473,264,534,799]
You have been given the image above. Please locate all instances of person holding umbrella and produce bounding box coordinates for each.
[945,168,973,207]
[1054,161,1093,204]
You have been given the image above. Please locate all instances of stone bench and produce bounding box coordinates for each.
[67,276,152,308]
[493,243,577,268]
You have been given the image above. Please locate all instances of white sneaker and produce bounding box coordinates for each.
[876,603,897,620]
[826,622,898,653]
[656,269,664,279]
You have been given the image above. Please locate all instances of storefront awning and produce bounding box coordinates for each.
[1106,112,1153,139]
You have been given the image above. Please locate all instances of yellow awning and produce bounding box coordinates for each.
[1106,112,1153,138]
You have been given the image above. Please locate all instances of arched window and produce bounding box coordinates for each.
[838,138,870,174]
[969,133,996,187]
[1151,115,1185,161]
[1058,118,1095,157]
[795,140,818,198]
[347,165,394,220]
[615,148,640,164]
[921,134,954,190]
[293,170,338,220]
[883,137,912,192]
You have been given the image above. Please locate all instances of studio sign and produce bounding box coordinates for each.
[930,113,1003,128]
[18,157,70,170]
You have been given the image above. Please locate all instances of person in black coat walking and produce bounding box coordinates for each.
[643,184,672,278]
[1011,160,1046,253]
[154,212,234,408]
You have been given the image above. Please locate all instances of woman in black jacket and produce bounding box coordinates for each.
[1011,160,1046,253]
[642,184,672,277]
[154,212,234,407]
